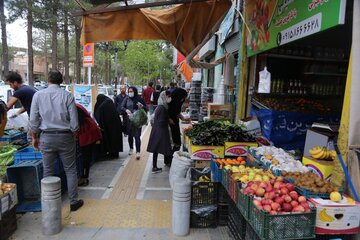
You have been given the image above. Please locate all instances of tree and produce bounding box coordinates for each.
[50,0,59,70]
[0,0,9,79]
[63,1,69,83]
[26,0,34,85]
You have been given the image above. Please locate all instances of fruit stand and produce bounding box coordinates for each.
[184,122,360,239]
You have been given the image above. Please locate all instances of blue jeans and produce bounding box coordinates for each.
[128,127,142,152]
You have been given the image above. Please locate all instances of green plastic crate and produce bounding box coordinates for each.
[236,183,253,221]
[249,201,316,240]
[221,169,229,191]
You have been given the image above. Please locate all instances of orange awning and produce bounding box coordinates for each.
[80,0,232,56]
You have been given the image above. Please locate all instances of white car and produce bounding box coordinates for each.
[60,84,72,92]
[98,86,115,99]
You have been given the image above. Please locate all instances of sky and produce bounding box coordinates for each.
[6,11,28,49]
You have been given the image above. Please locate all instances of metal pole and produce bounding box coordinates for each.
[88,67,91,85]
[115,49,118,90]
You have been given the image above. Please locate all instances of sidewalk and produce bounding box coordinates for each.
[10,125,231,240]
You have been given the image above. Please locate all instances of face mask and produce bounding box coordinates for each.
[129,92,134,98]
[166,97,172,103]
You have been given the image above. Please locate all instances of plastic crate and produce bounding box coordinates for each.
[218,184,229,204]
[315,234,356,240]
[246,152,262,168]
[217,203,228,226]
[6,160,43,212]
[228,196,247,240]
[210,159,222,182]
[249,200,316,240]
[0,132,27,143]
[294,186,343,200]
[14,147,42,164]
[236,183,252,220]
[0,208,17,240]
[228,174,239,203]
[190,205,218,228]
[190,168,218,206]
[245,222,261,240]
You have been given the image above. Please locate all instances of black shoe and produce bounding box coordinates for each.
[152,167,162,174]
[70,199,84,212]
[165,163,171,168]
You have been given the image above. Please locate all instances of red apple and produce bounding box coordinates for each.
[271,202,281,211]
[289,191,299,201]
[300,202,310,209]
[270,210,278,215]
[253,199,261,207]
[264,192,270,199]
[298,196,306,203]
[265,185,273,193]
[248,189,256,195]
[257,205,264,210]
[290,200,299,208]
[268,191,276,200]
[284,195,292,203]
[256,187,265,197]
[285,183,295,191]
[304,208,311,213]
[292,206,305,213]
[251,184,258,191]
[261,199,267,205]
[282,203,292,212]
[263,204,272,212]
[270,179,276,185]
[275,197,284,205]
[247,181,255,187]
[280,187,289,195]
[259,182,267,189]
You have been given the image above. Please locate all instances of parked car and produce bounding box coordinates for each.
[98,85,115,99]
[60,84,72,92]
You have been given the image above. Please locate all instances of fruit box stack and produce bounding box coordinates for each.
[0,183,18,220]
[309,196,360,235]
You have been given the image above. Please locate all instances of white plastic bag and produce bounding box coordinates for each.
[258,67,271,93]
[6,109,29,131]
[169,151,193,189]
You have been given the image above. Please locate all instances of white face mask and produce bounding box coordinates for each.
[166,97,172,103]
[129,92,134,98]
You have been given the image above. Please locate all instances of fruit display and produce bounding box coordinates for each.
[251,146,309,173]
[309,146,337,161]
[185,121,255,146]
[329,191,342,202]
[228,166,275,184]
[214,157,246,169]
[282,171,338,194]
[243,177,311,214]
[0,183,16,196]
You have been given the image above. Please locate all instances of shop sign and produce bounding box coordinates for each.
[83,43,94,67]
[245,0,347,56]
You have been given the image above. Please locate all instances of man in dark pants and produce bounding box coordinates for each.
[29,70,83,212]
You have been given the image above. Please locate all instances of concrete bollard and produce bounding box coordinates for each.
[172,178,191,236]
[41,176,62,236]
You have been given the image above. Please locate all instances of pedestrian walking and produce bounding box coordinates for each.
[147,90,173,172]
[151,85,161,110]
[114,85,127,114]
[121,86,147,160]
[168,88,188,152]
[76,104,102,186]
[29,70,83,212]
[94,94,123,158]
[142,82,154,114]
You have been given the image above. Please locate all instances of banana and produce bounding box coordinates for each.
[319,208,335,222]
[312,148,326,159]
[309,146,322,155]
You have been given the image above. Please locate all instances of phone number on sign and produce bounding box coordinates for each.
[277,13,322,46]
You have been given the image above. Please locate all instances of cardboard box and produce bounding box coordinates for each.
[302,156,334,180]
[238,116,262,137]
[0,184,18,219]
[194,160,211,168]
[225,142,258,157]
[309,196,360,234]
[190,145,225,160]
[208,104,231,120]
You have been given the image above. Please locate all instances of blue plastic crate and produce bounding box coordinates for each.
[0,132,27,142]
[6,159,43,212]
[210,159,222,182]
[14,147,42,164]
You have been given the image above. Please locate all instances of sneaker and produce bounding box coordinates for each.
[70,199,84,212]
[136,152,140,160]
[128,149,134,155]
[152,167,162,174]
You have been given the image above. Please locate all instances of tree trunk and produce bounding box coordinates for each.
[51,0,58,70]
[27,0,34,85]
[63,5,69,84]
[0,0,9,79]
[44,31,48,81]
[75,23,81,84]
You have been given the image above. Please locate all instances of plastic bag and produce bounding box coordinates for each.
[258,67,271,93]
[131,109,148,128]
[6,109,29,131]
[169,151,193,188]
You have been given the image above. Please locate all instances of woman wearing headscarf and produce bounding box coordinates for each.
[168,88,188,152]
[76,104,102,186]
[147,90,173,173]
[121,86,147,160]
[94,94,123,158]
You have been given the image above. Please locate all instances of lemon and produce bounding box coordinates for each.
[330,192,342,202]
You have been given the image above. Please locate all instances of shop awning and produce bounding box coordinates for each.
[80,0,232,57]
